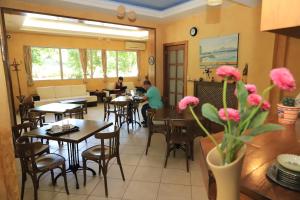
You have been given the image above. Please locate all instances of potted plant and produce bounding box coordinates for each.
[178,66,296,200]
[277,97,300,124]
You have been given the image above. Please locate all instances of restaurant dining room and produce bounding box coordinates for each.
[0,0,300,200]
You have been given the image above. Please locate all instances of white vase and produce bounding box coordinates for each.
[206,145,247,200]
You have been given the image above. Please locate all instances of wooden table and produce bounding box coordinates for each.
[23,119,113,188]
[31,103,82,121]
[60,98,88,114]
[153,107,195,121]
[200,120,300,200]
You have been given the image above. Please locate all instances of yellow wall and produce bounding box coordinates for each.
[159,4,276,95]
[8,32,152,105]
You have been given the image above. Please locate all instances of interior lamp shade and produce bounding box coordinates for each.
[207,0,223,6]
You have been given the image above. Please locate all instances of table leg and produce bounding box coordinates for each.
[54,142,96,189]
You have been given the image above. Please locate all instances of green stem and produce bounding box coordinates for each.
[222,78,232,135]
[189,106,224,162]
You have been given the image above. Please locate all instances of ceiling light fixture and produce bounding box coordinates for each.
[83,20,139,30]
[207,0,223,6]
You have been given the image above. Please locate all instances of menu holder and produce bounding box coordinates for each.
[46,125,79,136]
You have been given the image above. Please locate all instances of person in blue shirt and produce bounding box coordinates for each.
[141,80,163,127]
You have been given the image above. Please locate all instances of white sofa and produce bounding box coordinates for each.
[34,85,97,107]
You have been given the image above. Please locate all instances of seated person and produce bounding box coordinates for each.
[141,80,163,127]
[115,76,126,93]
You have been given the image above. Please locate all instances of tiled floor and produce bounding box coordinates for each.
[16,104,209,200]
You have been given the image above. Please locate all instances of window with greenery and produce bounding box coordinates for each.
[87,49,103,78]
[61,48,83,79]
[106,50,138,77]
[31,47,61,80]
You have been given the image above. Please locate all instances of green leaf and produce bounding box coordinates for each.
[236,81,248,112]
[249,123,284,136]
[238,135,253,142]
[248,111,269,129]
[201,103,224,126]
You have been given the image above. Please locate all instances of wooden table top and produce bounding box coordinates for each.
[23,119,113,143]
[111,95,144,103]
[31,103,82,114]
[153,107,200,121]
[200,120,300,200]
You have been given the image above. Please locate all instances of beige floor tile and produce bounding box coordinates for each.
[158,184,191,200]
[52,193,88,200]
[165,156,189,170]
[132,166,162,182]
[120,145,145,155]
[161,169,191,185]
[88,196,121,200]
[107,164,136,180]
[115,154,141,165]
[139,155,165,167]
[91,178,129,198]
[23,189,57,200]
[190,170,205,186]
[123,181,159,200]
[191,186,209,200]
[67,175,100,195]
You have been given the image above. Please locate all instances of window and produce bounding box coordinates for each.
[61,49,83,79]
[31,47,61,80]
[87,49,103,78]
[106,50,138,77]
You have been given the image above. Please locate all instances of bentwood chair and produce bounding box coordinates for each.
[145,109,168,155]
[20,102,46,125]
[11,122,50,157]
[132,99,141,122]
[114,101,131,133]
[82,126,125,197]
[65,106,84,119]
[164,119,192,172]
[103,96,117,121]
[16,136,69,200]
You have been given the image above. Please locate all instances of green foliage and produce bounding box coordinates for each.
[201,103,224,126]
[248,111,269,129]
[236,81,248,112]
[249,123,284,137]
[282,97,295,107]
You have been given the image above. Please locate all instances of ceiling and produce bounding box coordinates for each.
[5,13,150,41]
[109,0,191,11]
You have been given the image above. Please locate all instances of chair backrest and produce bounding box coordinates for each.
[168,119,190,142]
[15,136,42,171]
[11,123,34,156]
[94,126,120,161]
[147,109,168,134]
[66,106,84,119]
[103,96,113,111]
[114,101,130,114]
[28,111,43,128]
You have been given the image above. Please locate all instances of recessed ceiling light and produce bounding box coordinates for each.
[83,20,139,30]
[207,0,223,6]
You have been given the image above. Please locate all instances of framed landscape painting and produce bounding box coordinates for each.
[199,33,239,67]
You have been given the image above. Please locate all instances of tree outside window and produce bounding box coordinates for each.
[87,49,103,78]
[61,49,83,79]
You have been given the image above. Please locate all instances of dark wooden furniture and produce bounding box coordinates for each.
[194,81,237,133]
[30,103,82,121]
[199,121,300,200]
[89,90,106,103]
[103,88,121,96]
[65,106,84,119]
[22,119,113,188]
[60,98,88,114]
[114,101,132,133]
[145,109,168,155]
[16,137,69,200]
[82,126,125,197]
[103,96,117,122]
[19,102,45,125]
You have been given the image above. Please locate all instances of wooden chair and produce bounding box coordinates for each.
[114,101,131,133]
[11,122,50,157]
[65,106,84,119]
[164,119,192,172]
[16,136,69,200]
[132,99,141,122]
[20,102,45,125]
[145,109,168,155]
[28,111,46,128]
[103,96,117,121]
[82,126,125,197]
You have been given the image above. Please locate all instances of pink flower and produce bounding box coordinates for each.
[234,84,257,96]
[245,84,257,94]
[218,108,240,122]
[216,65,241,81]
[247,94,262,106]
[270,68,296,91]
[178,96,200,110]
[261,101,271,111]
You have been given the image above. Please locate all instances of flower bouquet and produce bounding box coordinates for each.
[178,66,296,200]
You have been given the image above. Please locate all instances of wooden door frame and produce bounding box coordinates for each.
[163,41,188,105]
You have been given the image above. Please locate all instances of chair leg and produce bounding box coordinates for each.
[116,156,125,181]
[62,164,69,195]
[190,141,194,161]
[50,170,55,186]
[30,174,38,200]
[20,170,26,200]
[102,163,109,197]
[145,132,152,155]
[83,158,87,186]
[186,144,190,173]
[98,162,102,176]
[164,143,171,168]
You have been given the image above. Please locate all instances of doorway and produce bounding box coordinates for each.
[163,42,187,107]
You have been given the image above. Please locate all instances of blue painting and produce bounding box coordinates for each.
[200,33,239,67]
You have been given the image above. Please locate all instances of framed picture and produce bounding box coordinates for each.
[148,56,155,65]
[199,33,239,68]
